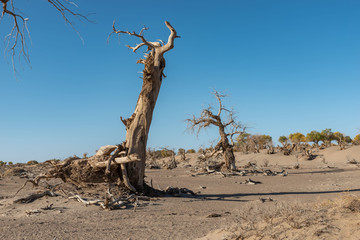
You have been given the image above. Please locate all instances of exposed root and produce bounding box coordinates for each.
[120,163,137,192]
[69,195,105,208]
[69,193,152,210]
[15,173,54,196]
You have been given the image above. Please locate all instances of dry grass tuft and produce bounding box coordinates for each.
[211,194,360,240]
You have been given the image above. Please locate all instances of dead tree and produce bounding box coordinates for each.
[109,21,180,190]
[1,0,89,75]
[16,21,179,196]
[186,91,245,171]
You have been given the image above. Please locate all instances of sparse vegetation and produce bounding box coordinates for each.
[289,132,306,145]
[321,128,335,147]
[186,149,196,154]
[306,130,322,146]
[278,136,289,146]
[26,160,38,165]
[353,134,360,145]
[347,156,359,165]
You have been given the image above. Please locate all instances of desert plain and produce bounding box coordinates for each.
[1,145,360,240]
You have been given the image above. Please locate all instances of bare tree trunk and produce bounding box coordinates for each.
[124,60,163,190]
[112,21,179,191]
[219,126,236,170]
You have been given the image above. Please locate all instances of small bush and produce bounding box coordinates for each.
[353,134,360,145]
[177,148,185,155]
[160,149,174,158]
[8,161,13,165]
[27,160,39,165]
[0,161,6,166]
[347,156,359,165]
[186,149,196,154]
[64,155,80,161]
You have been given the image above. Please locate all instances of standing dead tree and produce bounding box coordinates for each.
[16,21,179,197]
[186,91,245,171]
[1,0,89,75]
[108,21,180,191]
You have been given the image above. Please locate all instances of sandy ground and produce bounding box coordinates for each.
[1,146,360,239]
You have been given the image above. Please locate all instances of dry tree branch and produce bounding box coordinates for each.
[186,90,245,146]
[108,21,180,56]
[46,0,93,43]
[2,0,30,73]
[108,21,155,52]
[1,0,91,77]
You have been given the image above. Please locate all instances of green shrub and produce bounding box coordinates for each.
[160,149,173,158]
[177,148,185,155]
[0,161,6,166]
[320,128,335,147]
[353,134,360,145]
[278,136,289,146]
[8,161,13,165]
[306,131,322,145]
[289,132,306,144]
[186,149,196,154]
[27,160,39,165]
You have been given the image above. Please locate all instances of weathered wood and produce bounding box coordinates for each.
[110,21,179,191]
[94,154,141,168]
[114,155,141,164]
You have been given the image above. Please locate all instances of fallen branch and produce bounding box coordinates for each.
[69,195,105,208]
[14,190,57,204]
[15,174,52,196]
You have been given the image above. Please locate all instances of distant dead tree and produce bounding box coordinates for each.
[1,0,90,75]
[186,91,246,171]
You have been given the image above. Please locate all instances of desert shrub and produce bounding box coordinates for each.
[177,148,185,155]
[346,156,359,165]
[8,162,13,165]
[289,132,306,144]
[0,161,6,166]
[278,136,289,146]
[344,136,352,144]
[250,134,272,150]
[64,155,80,161]
[353,134,360,145]
[27,160,39,165]
[44,158,61,164]
[160,149,173,158]
[306,130,322,145]
[186,149,196,154]
[83,152,88,158]
[197,148,204,153]
[333,132,345,144]
[320,128,335,147]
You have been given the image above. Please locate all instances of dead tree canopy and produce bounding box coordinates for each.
[1,0,89,75]
[186,91,245,170]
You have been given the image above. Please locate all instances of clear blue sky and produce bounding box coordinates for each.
[1,0,359,163]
